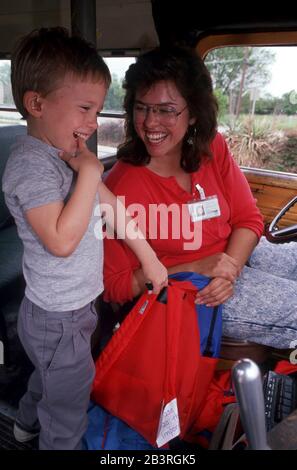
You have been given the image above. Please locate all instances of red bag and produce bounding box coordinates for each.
[274,360,297,376]
[92,279,219,447]
[192,369,237,448]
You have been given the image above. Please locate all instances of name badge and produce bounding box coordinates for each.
[187,195,221,222]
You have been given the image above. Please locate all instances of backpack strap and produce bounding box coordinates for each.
[208,403,240,450]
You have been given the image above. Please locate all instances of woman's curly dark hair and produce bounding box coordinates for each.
[117,46,218,172]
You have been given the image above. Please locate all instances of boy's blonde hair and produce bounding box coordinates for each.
[11,27,111,118]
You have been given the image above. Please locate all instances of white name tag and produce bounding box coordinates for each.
[187,195,221,222]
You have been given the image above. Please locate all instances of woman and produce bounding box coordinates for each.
[103,46,297,349]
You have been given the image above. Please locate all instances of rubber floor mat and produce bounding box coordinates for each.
[0,412,38,450]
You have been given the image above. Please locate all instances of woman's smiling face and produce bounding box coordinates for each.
[133,80,194,161]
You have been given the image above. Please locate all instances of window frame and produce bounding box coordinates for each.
[197,31,297,58]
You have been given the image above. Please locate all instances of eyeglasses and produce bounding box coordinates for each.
[133,103,188,126]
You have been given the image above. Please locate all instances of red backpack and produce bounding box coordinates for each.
[92,274,222,447]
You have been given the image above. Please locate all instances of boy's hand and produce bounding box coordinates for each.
[59,137,104,176]
[142,256,168,295]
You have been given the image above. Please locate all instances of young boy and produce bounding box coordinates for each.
[2,27,167,450]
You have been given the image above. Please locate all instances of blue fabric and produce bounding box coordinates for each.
[169,272,223,357]
[83,402,156,450]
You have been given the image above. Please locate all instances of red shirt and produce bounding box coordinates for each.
[103,133,264,303]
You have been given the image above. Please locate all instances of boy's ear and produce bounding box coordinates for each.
[23,91,42,117]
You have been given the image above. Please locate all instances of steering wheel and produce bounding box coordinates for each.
[265,195,297,243]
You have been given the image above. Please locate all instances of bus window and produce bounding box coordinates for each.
[0,56,137,157]
[205,46,297,174]
[98,56,136,158]
[0,60,24,127]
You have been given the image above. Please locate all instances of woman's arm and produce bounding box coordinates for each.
[130,228,259,306]
[166,252,239,281]
[104,229,258,305]
[130,255,237,306]
[194,228,259,306]
[128,249,239,299]
[225,227,259,272]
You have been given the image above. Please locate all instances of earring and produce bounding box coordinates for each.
[187,126,197,145]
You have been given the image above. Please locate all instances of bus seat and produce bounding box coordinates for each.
[219,336,272,364]
[0,124,33,404]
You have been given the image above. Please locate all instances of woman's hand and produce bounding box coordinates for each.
[141,255,168,295]
[192,252,240,283]
[195,277,234,307]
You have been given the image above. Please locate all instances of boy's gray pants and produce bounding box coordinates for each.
[16,296,98,450]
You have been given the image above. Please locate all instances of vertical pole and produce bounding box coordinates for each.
[71,0,98,154]
[235,47,249,119]
[232,359,270,450]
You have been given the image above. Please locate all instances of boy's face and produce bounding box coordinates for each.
[32,74,108,154]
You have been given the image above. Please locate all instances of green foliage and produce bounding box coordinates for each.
[0,61,14,104]
[98,118,124,146]
[268,132,297,173]
[255,94,279,114]
[205,47,275,96]
[252,91,297,116]
[280,90,297,115]
[104,73,125,112]
[205,47,275,116]
[222,114,297,172]
[214,88,228,117]
[206,47,246,94]
[224,116,278,167]
[238,93,251,114]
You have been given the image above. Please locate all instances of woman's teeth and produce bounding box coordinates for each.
[146,132,167,143]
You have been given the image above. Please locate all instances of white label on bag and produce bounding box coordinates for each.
[156,398,180,448]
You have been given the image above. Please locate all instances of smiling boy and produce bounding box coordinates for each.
[2,27,167,450]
